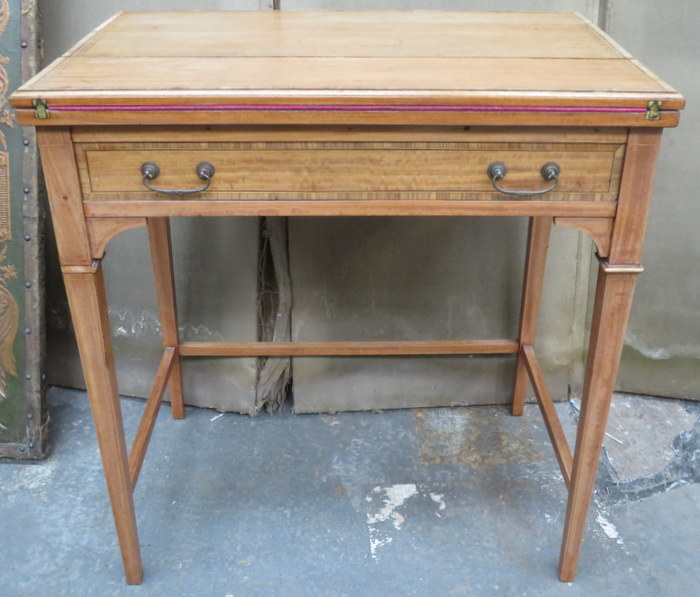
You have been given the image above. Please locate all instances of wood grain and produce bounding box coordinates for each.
[512,217,552,416]
[37,128,92,265]
[554,217,614,258]
[521,344,573,488]
[10,11,684,129]
[128,347,175,488]
[78,143,622,201]
[178,340,519,357]
[71,125,629,145]
[609,129,663,264]
[14,107,681,128]
[147,218,184,419]
[27,56,671,95]
[87,217,146,259]
[559,263,639,581]
[82,12,620,59]
[63,265,142,585]
[82,199,618,219]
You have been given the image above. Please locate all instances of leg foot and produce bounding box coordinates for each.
[558,263,638,581]
[64,264,143,584]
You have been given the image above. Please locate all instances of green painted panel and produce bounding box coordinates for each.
[0,0,44,458]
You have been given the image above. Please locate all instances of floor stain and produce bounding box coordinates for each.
[414,406,540,468]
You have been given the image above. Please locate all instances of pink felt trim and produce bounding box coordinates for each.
[49,103,646,113]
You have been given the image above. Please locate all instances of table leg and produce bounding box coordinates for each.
[147,217,185,419]
[63,263,143,585]
[558,261,638,581]
[512,216,552,416]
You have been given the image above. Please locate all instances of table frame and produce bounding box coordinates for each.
[38,125,662,584]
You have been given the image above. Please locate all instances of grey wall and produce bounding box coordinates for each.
[288,217,589,412]
[604,1,700,399]
[282,0,600,14]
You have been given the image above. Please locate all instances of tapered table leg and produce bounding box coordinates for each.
[63,262,143,585]
[513,216,552,416]
[147,217,185,419]
[558,261,640,581]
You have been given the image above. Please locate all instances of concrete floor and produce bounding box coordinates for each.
[1,388,698,597]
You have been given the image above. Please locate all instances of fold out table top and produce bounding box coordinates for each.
[11,11,683,127]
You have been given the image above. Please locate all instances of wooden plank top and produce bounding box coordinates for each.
[10,11,684,126]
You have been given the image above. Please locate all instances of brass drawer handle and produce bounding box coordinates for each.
[487,161,561,196]
[141,161,215,196]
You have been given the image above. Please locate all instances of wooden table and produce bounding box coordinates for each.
[11,11,684,584]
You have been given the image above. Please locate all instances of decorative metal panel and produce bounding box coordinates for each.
[0,0,45,459]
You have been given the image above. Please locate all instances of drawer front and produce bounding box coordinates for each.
[77,141,624,201]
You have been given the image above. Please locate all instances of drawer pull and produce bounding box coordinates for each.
[141,161,215,196]
[487,161,561,196]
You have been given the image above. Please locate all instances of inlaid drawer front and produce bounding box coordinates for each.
[76,141,625,202]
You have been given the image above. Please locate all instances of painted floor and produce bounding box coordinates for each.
[1,388,698,597]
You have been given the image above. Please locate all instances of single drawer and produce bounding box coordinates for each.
[76,139,625,202]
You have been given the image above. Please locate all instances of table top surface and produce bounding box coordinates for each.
[11,11,684,126]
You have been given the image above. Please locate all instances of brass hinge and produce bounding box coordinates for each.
[32,98,50,119]
[646,100,662,121]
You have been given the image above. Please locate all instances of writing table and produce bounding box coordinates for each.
[11,11,684,584]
